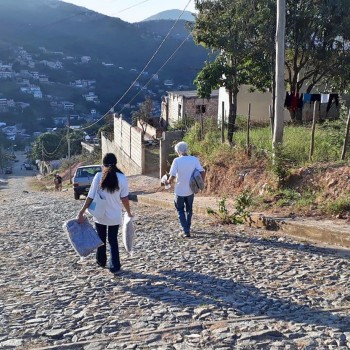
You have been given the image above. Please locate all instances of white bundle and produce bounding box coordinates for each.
[122,212,135,255]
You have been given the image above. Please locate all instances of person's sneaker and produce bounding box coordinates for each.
[179,231,190,238]
[110,269,124,275]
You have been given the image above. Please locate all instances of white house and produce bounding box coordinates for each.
[218,85,290,123]
[62,101,75,110]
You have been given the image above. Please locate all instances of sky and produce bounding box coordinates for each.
[60,0,197,23]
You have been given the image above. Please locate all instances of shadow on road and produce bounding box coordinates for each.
[116,267,350,330]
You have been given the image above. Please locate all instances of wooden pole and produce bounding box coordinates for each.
[341,109,350,160]
[247,103,251,156]
[309,102,317,161]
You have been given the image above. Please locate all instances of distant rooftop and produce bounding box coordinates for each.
[167,90,219,98]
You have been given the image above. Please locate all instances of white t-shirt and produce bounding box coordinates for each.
[169,155,204,196]
[88,172,129,226]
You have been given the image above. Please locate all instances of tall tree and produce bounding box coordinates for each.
[193,0,271,144]
[281,0,350,121]
[132,97,153,135]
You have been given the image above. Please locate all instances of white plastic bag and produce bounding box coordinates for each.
[122,212,135,255]
[161,174,171,189]
[62,218,104,257]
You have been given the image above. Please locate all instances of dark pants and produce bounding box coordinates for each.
[95,223,120,272]
[174,194,194,235]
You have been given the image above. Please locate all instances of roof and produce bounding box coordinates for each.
[167,90,219,99]
[77,165,102,169]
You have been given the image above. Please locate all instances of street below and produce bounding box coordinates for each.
[1,167,350,349]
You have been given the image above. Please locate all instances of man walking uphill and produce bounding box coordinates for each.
[165,141,205,238]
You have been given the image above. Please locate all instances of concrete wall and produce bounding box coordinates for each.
[164,93,219,126]
[137,120,159,139]
[218,86,342,123]
[81,142,95,153]
[101,116,145,175]
[160,130,183,177]
[218,86,291,123]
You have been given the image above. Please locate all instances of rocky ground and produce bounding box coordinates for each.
[1,160,350,349]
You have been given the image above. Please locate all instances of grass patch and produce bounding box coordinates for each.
[324,197,350,215]
[184,118,350,167]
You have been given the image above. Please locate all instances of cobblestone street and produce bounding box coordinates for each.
[1,174,350,349]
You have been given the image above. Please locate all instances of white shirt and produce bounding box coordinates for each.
[88,172,129,226]
[169,155,204,196]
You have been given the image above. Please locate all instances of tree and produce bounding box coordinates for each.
[132,97,153,135]
[193,0,271,144]
[30,129,84,161]
[30,132,64,161]
[275,0,350,122]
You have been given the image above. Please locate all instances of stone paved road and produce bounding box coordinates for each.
[1,173,350,350]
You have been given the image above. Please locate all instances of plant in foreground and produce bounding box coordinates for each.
[207,191,252,225]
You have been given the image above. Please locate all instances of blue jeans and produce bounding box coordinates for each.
[174,194,194,234]
[95,223,120,272]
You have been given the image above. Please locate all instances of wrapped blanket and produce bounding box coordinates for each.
[63,218,104,257]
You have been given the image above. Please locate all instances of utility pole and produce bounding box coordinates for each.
[273,0,286,150]
[67,115,72,184]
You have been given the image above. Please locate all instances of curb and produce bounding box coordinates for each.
[135,194,350,249]
[137,193,213,216]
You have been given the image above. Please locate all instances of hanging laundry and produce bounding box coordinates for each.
[326,94,339,112]
[311,94,321,102]
[321,93,330,104]
[303,93,312,103]
[298,93,304,109]
[284,92,291,108]
[290,91,299,112]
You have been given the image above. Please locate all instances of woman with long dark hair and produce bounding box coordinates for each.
[78,153,132,274]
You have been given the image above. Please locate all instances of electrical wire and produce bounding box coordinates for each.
[115,0,152,15]
[77,0,193,132]
[41,135,67,157]
[118,33,192,115]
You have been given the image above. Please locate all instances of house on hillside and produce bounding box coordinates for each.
[218,86,289,123]
[161,90,219,127]
[218,85,341,123]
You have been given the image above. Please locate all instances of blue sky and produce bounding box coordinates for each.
[60,0,197,23]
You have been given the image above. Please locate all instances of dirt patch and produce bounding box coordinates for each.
[203,158,350,219]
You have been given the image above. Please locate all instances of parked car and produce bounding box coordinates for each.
[5,167,12,174]
[24,163,33,170]
[73,165,102,200]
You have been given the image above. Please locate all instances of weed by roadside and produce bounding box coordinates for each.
[207,191,252,224]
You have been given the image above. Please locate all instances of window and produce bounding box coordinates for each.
[178,104,182,116]
[196,105,206,114]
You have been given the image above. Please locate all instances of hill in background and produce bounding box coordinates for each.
[0,0,207,130]
[142,9,195,22]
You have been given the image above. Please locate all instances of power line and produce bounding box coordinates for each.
[119,33,192,115]
[115,0,152,15]
[41,135,67,158]
[78,0,193,131]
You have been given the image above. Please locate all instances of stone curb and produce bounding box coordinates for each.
[136,193,350,249]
